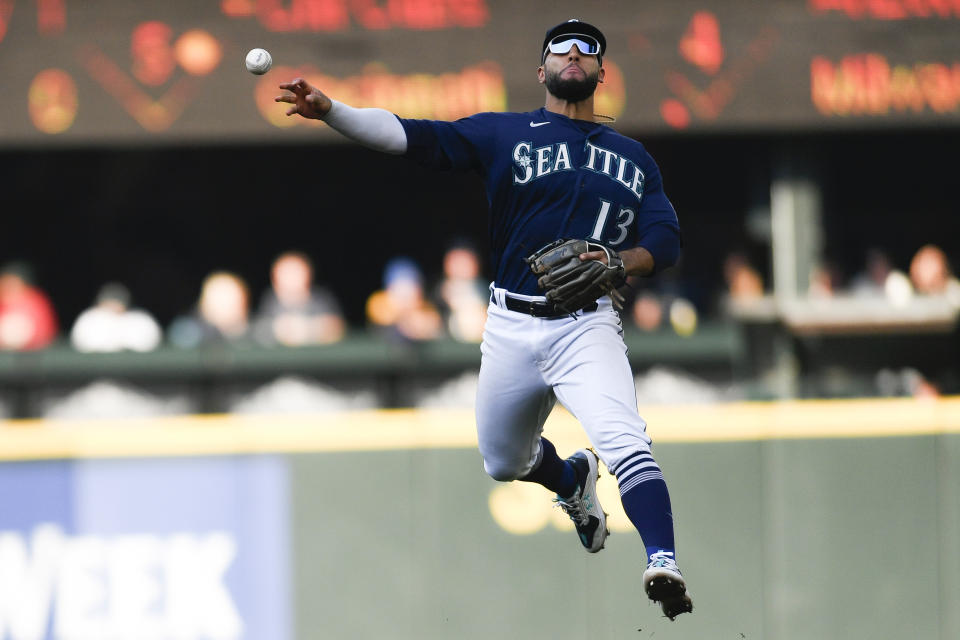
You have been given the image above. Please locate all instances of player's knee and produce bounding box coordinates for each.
[483,458,527,482]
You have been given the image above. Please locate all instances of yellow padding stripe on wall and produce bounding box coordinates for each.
[0,397,958,461]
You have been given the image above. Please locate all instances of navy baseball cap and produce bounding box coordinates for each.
[541,19,607,65]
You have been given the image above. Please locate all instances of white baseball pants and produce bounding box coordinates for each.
[475,287,652,480]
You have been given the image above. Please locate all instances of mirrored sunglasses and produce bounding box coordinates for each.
[546,34,601,57]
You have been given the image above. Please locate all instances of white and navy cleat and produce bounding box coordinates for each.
[643,551,693,620]
[554,448,609,553]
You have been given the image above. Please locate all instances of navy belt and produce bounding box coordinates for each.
[494,292,598,319]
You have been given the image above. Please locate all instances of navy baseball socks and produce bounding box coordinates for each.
[520,438,692,618]
[617,456,693,620]
[519,438,608,552]
[518,437,578,497]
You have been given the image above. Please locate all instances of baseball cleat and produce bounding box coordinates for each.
[554,448,608,553]
[643,551,693,620]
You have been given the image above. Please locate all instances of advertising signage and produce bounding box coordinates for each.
[0,457,290,640]
[0,0,959,146]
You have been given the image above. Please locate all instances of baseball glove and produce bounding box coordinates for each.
[525,239,627,312]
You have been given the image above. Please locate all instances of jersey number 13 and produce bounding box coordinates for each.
[589,199,635,246]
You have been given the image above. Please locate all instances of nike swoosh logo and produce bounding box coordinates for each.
[529,121,550,127]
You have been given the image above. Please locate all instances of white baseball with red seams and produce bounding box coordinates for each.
[245,48,272,75]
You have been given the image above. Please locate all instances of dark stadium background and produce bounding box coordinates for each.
[4,129,958,330]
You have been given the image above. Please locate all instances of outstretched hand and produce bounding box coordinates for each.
[275,78,332,119]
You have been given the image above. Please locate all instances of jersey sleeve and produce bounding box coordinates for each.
[634,156,682,273]
[397,113,497,173]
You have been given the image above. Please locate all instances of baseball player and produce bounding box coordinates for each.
[276,19,693,620]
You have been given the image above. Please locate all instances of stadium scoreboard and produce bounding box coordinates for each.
[1,0,959,145]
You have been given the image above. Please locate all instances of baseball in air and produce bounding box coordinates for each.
[245,48,272,75]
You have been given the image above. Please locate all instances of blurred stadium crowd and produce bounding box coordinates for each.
[2,240,957,351]
[0,242,489,351]
[4,128,960,417]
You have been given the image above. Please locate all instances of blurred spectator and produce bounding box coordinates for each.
[253,251,345,346]
[631,292,664,332]
[668,297,698,336]
[883,269,914,307]
[168,270,251,348]
[808,260,841,299]
[875,367,941,399]
[434,243,487,342]
[722,253,764,300]
[629,286,698,336]
[849,248,893,299]
[909,244,960,301]
[0,262,58,350]
[848,248,919,306]
[366,257,442,342]
[70,282,162,352]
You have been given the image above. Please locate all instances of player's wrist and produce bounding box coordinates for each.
[609,251,625,274]
[619,246,655,277]
[314,96,336,119]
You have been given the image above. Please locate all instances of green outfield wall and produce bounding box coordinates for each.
[288,436,959,640]
[1,399,958,640]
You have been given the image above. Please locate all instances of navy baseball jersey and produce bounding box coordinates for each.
[399,107,681,296]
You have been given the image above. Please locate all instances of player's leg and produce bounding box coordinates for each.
[515,431,579,497]
[546,305,692,617]
[476,300,606,553]
[545,307,672,554]
[475,302,559,483]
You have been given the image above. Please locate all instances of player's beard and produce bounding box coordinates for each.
[544,65,599,103]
